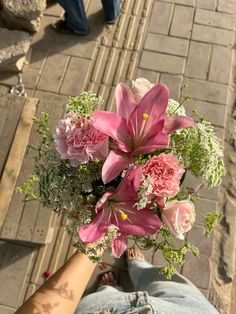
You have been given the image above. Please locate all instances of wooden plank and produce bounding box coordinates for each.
[0,96,25,177]
[0,97,38,230]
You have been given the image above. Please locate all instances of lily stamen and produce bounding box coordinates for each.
[120,211,128,220]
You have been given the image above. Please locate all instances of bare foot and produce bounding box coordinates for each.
[127,248,145,261]
[100,272,117,286]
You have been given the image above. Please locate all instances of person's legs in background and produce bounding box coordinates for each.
[101,0,121,23]
[58,0,89,33]
[127,248,218,314]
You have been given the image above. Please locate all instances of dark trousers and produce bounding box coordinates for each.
[58,0,121,32]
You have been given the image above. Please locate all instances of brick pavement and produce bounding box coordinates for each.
[0,0,235,313]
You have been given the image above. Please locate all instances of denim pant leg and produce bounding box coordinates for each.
[101,0,121,21]
[75,285,130,314]
[127,259,219,314]
[58,0,89,32]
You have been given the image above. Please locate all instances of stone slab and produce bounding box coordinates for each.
[182,225,213,289]
[159,73,183,100]
[195,8,235,30]
[60,57,91,95]
[185,99,226,127]
[148,2,174,34]
[159,0,195,6]
[37,53,69,93]
[144,33,189,57]
[52,34,97,59]
[0,242,35,308]
[185,41,212,80]
[209,45,233,84]
[140,51,185,74]
[217,0,236,14]
[196,0,217,10]
[183,78,229,105]
[170,5,194,39]
[192,24,234,46]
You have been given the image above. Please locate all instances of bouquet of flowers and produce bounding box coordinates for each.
[18,78,225,277]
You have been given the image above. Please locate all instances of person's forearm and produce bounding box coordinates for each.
[16,251,98,314]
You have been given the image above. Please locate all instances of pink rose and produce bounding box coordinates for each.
[143,153,185,198]
[162,200,196,239]
[131,78,154,102]
[54,113,108,166]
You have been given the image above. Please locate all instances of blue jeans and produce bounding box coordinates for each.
[58,0,121,32]
[75,259,219,314]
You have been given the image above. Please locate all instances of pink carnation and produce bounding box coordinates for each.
[143,153,185,198]
[54,113,108,166]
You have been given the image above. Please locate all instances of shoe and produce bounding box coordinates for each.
[52,20,89,36]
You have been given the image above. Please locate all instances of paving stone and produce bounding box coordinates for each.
[195,198,218,224]
[192,24,234,46]
[87,0,104,24]
[183,78,229,105]
[144,33,189,57]
[0,243,35,307]
[136,68,160,83]
[158,0,195,6]
[170,5,194,39]
[52,34,97,59]
[148,2,174,34]
[196,0,217,10]
[209,46,233,84]
[186,99,226,127]
[185,41,211,80]
[60,57,91,96]
[0,305,16,314]
[44,3,64,17]
[182,171,219,201]
[140,51,185,74]
[22,67,40,89]
[31,16,56,52]
[182,225,213,289]
[37,53,69,93]
[0,0,46,33]
[195,8,235,30]
[217,0,236,14]
[30,49,48,70]
[159,73,183,100]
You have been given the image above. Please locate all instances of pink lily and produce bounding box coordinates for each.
[92,83,195,183]
[79,166,162,257]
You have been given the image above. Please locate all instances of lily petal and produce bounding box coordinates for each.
[132,132,169,156]
[112,234,128,258]
[118,209,163,235]
[116,83,136,121]
[92,111,131,152]
[128,84,169,139]
[102,150,133,184]
[164,115,196,134]
[79,210,108,242]
[113,165,142,201]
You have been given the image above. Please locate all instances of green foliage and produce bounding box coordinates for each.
[170,118,226,187]
[167,99,186,116]
[133,227,199,279]
[204,211,224,237]
[16,175,38,200]
[66,92,104,116]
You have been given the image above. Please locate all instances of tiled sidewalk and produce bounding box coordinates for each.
[0,0,235,313]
